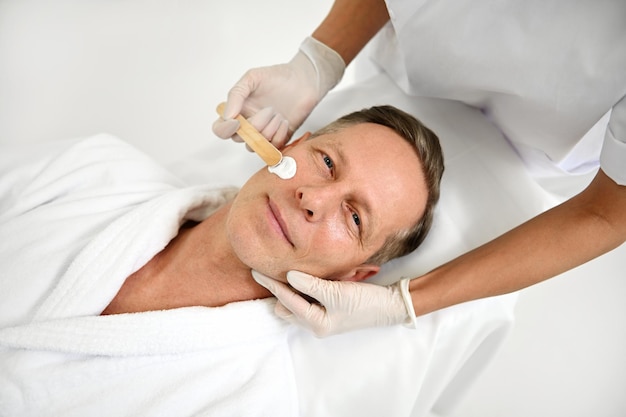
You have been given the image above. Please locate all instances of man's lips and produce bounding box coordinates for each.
[268,199,294,246]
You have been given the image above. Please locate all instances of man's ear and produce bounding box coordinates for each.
[284,131,311,149]
[335,264,380,282]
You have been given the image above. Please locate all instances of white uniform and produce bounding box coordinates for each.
[373,0,626,193]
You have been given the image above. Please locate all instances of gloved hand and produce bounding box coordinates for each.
[252,270,418,337]
[212,37,345,149]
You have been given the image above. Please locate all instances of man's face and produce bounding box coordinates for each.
[226,122,428,282]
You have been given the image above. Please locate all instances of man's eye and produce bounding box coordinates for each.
[352,212,361,227]
[323,155,334,170]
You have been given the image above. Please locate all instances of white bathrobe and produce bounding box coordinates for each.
[0,135,298,416]
[0,129,526,417]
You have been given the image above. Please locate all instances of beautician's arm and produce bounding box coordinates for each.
[212,0,389,147]
[408,168,626,316]
[253,169,626,336]
[311,0,389,65]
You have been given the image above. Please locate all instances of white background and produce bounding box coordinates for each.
[1,1,625,415]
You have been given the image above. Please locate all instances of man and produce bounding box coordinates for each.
[0,105,442,417]
[1,104,443,321]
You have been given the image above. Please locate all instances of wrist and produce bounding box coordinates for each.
[398,278,418,329]
[298,36,345,100]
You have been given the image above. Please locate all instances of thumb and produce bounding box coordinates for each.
[287,270,334,304]
[274,301,294,320]
[212,118,241,140]
[286,270,318,290]
[251,270,288,295]
[251,270,316,318]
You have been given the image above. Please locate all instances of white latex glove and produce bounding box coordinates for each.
[212,37,345,149]
[252,270,418,337]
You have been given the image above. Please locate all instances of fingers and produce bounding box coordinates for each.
[216,69,293,147]
[247,108,290,149]
[286,270,330,302]
[246,107,276,133]
[212,118,241,140]
[258,114,285,144]
[272,120,291,149]
[253,270,337,337]
[274,301,294,319]
[251,270,325,323]
[251,270,311,317]
[274,301,329,338]
[214,104,290,149]
[274,301,328,338]
[251,269,290,295]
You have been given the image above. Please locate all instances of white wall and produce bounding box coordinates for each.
[1,1,624,416]
[0,0,341,163]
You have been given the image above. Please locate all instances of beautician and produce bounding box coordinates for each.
[213,0,626,336]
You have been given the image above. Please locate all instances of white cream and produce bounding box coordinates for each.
[268,156,297,179]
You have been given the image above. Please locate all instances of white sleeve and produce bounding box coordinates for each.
[600,95,626,185]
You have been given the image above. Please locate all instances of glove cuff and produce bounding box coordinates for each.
[298,36,346,100]
[399,278,419,329]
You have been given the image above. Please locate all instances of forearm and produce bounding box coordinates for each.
[409,169,626,316]
[312,0,390,65]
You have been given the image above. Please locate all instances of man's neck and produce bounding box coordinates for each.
[101,203,272,315]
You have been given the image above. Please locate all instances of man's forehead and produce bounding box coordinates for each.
[307,125,369,154]
[317,136,347,160]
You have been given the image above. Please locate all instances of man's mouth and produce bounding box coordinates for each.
[268,199,294,247]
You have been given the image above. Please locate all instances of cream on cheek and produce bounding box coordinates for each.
[267,156,297,179]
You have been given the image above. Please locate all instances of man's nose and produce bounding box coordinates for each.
[296,185,339,221]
